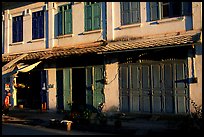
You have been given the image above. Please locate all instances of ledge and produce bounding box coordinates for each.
[118,23,141,30]
[81,29,102,35]
[57,34,74,39]
[29,38,45,43]
[149,16,185,25]
[9,41,24,46]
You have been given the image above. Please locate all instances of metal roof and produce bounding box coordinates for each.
[2,30,201,63]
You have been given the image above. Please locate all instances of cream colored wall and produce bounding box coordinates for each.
[103,61,119,112]
[3,2,46,54]
[47,68,57,112]
[54,2,103,48]
[107,2,189,41]
[188,2,202,113]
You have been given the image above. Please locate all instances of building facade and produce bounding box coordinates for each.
[2,2,202,115]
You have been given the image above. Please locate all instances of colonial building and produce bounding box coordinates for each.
[2,2,202,115]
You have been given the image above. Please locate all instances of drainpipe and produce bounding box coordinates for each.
[101,2,107,41]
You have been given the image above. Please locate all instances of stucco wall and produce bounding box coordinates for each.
[47,68,57,112]
[106,2,191,41]
[103,61,119,112]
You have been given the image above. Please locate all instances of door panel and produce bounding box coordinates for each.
[119,59,188,114]
[86,67,93,105]
[63,68,72,111]
[93,66,105,108]
[56,70,64,110]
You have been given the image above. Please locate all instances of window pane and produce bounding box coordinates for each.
[172,2,182,17]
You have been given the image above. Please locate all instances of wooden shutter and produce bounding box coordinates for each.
[93,2,101,30]
[63,68,72,111]
[86,67,93,105]
[38,11,44,38]
[131,2,140,23]
[93,66,105,108]
[85,5,92,31]
[121,2,130,25]
[58,11,63,35]
[64,9,72,34]
[12,18,17,43]
[32,13,37,39]
[18,16,23,42]
[150,2,159,21]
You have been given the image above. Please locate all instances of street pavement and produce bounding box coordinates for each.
[2,107,203,136]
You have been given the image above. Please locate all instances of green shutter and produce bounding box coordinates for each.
[64,9,72,34]
[93,66,105,108]
[63,68,72,111]
[86,67,93,105]
[85,5,92,31]
[93,3,101,30]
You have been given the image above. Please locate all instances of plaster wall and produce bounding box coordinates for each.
[103,62,119,112]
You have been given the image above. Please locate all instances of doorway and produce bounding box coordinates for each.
[72,68,86,110]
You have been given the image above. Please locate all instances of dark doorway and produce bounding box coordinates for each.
[72,68,86,110]
[16,71,41,109]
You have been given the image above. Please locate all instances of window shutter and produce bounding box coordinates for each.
[150,2,159,21]
[64,9,72,34]
[18,16,23,42]
[12,18,17,43]
[182,2,192,16]
[39,12,44,38]
[93,3,101,30]
[131,2,140,23]
[121,2,130,25]
[85,5,92,31]
[32,14,37,39]
[58,12,63,35]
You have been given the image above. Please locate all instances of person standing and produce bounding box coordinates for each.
[2,91,11,115]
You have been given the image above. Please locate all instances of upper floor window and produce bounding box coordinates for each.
[12,15,23,43]
[84,2,101,31]
[32,10,44,40]
[58,3,72,35]
[148,2,192,21]
[120,2,141,25]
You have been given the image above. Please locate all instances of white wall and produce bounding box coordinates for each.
[103,61,119,112]
[47,68,57,112]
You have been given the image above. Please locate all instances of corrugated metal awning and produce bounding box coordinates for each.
[2,30,201,63]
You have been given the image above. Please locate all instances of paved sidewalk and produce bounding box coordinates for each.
[2,108,202,135]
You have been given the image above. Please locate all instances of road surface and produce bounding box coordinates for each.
[2,123,113,135]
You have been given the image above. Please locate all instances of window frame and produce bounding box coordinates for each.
[12,15,23,43]
[58,3,73,36]
[149,2,192,21]
[120,2,141,26]
[32,10,44,40]
[84,2,101,32]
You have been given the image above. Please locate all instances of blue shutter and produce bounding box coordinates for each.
[18,16,23,42]
[39,11,44,38]
[64,9,72,34]
[131,2,140,23]
[121,2,130,25]
[12,18,17,43]
[58,11,63,35]
[93,3,101,30]
[32,13,37,39]
[85,5,92,31]
[150,2,159,21]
